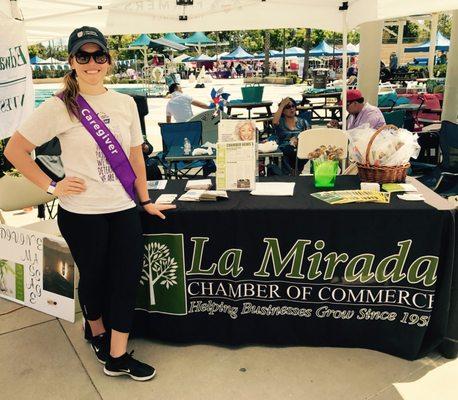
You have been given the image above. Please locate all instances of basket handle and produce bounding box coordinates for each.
[364,124,398,165]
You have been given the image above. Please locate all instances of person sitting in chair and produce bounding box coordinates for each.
[165,83,209,123]
[328,89,385,130]
[272,97,310,175]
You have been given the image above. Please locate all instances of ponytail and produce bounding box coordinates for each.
[60,68,80,119]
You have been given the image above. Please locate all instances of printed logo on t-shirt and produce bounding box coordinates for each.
[98,112,110,124]
[95,112,122,182]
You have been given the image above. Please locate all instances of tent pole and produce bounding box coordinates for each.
[358,21,383,106]
[396,21,406,65]
[442,9,458,122]
[428,13,439,78]
[342,7,348,134]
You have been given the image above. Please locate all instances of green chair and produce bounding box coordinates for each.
[382,110,406,128]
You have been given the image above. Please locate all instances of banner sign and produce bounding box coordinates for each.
[0,17,34,139]
[134,178,454,360]
[0,225,75,322]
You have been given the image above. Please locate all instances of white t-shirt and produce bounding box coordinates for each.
[18,90,143,214]
[166,92,194,122]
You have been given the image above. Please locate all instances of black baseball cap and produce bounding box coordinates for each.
[68,26,109,55]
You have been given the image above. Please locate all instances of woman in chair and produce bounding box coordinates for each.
[272,97,310,175]
[5,26,175,381]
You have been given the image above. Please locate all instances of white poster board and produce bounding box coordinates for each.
[216,120,256,191]
[0,16,34,139]
[0,224,75,322]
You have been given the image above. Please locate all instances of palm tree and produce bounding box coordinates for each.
[263,30,270,77]
[302,28,312,82]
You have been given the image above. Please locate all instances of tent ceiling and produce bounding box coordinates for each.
[14,0,458,44]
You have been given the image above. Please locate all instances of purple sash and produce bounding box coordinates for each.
[57,93,137,201]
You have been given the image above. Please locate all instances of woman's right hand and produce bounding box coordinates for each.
[279,98,290,108]
[54,177,86,196]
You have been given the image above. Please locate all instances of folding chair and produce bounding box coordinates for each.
[296,128,349,175]
[416,121,458,197]
[158,121,214,178]
[382,110,406,128]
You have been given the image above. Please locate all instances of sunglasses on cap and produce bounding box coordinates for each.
[74,50,109,65]
[284,103,296,110]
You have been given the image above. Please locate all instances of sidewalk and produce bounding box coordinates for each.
[1,210,458,400]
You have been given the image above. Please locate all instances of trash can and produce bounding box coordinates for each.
[312,68,328,89]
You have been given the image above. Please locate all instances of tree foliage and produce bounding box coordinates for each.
[28,13,452,62]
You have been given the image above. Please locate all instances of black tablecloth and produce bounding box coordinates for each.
[133,176,456,360]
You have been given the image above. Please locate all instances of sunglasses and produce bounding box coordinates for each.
[74,50,109,65]
[284,103,296,110]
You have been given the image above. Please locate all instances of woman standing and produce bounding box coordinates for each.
[5,26,174,381]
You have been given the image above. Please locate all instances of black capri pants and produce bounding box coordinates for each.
[57,206,143,333]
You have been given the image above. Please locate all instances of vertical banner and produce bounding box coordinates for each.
[0,225,75,322]
[0,16,34,139]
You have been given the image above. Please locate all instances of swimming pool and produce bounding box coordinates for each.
[34,86,149,108]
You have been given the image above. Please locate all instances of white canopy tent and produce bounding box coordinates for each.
[4,1,455,44]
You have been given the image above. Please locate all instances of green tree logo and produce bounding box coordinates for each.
[136,234,187,315]
[141,242,179,304]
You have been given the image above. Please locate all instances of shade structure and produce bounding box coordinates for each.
[405,31,451,52]
[128,34,187,51]
[217,51,230,59]
[43,57,65,64]
[271,47,307,58]
[310,40,343,56]
[14,0,458,44]
[29,55,45,64]
[173,53,190,63]
[220,46,254,60]
[162,32,186,44]
[185,54,216,62]
[149,37,187,51]
[128,33,151,47]
[184,32,216,45]
[346,43,360,55]
[255,50,281,59]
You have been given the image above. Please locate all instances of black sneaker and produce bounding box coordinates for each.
[104,351,156,381]
[90,333,110,365]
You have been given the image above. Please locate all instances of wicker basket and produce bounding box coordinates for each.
[356,124,410,183]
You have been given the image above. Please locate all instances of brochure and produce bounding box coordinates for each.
[185,179,213,191]
[311,190,391,204]
[178,190,228,202]
[251,182,296,196]
[147,180,167,190]
[216,119,257,191]
[382,183,418,193]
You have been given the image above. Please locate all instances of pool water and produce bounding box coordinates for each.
[34,86,148,108]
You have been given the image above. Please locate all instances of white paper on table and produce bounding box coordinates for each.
[251,182,296,196]
[397,193,425,201]
[185,179,212,191]
[147,180,167,190]
[396,184,418,192]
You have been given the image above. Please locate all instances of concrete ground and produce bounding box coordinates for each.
[1,207,458,400]
[2,80,458,399]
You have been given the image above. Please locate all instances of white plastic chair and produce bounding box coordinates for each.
[0,174,55,224]
[296,128,349,175]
